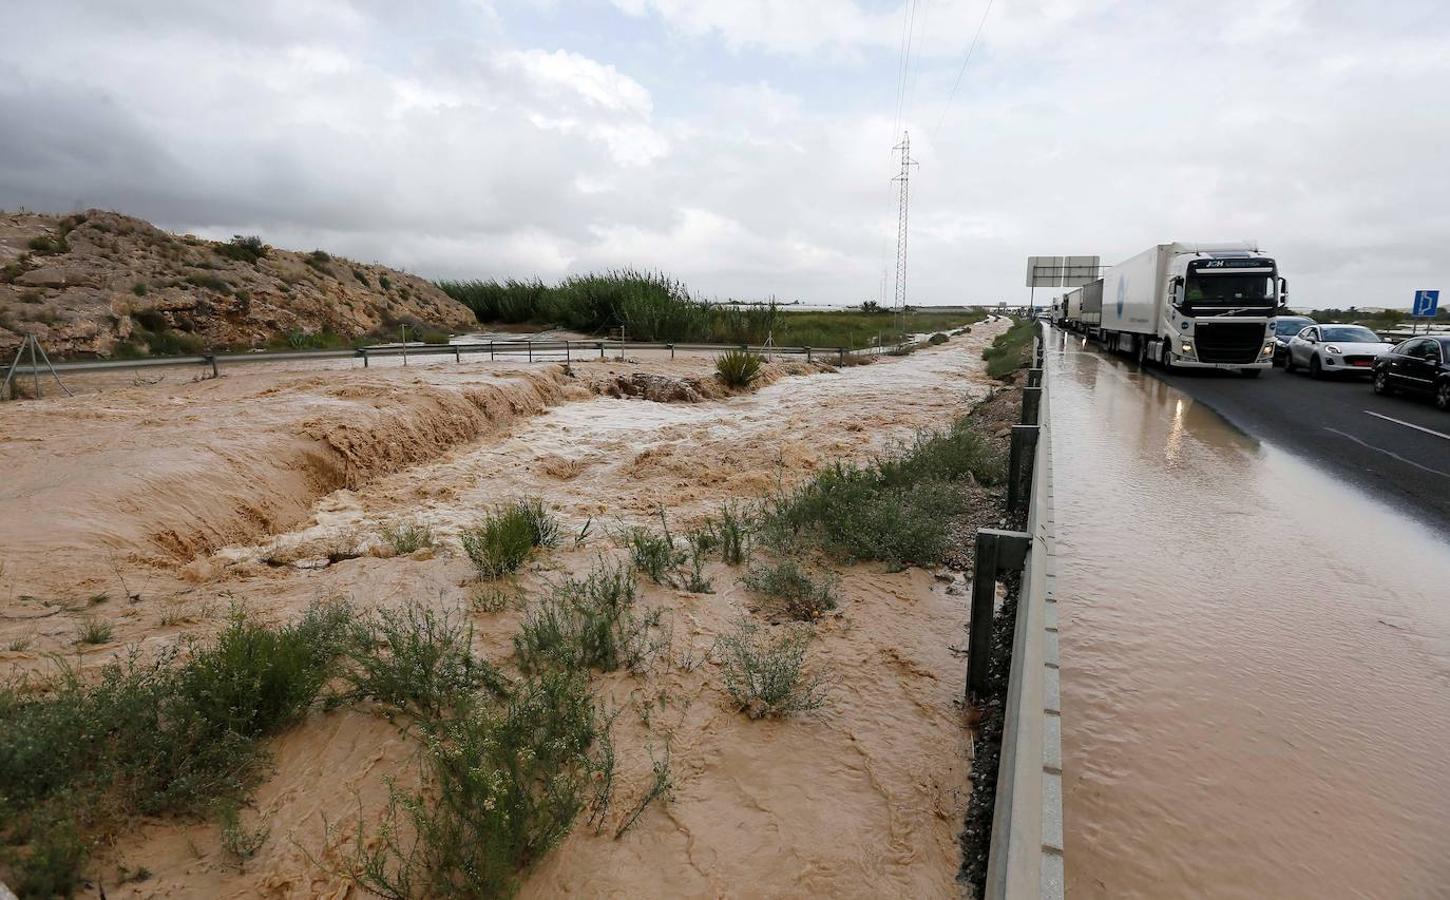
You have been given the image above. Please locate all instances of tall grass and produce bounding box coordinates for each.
[461,499,559,578]
[513,561,655,675]
[0,604,350,895]
[762,417,1001,567]
[437,270,986,348]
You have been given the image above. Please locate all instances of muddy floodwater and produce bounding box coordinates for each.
[1050,330,1450,897]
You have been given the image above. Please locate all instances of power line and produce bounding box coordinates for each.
[891,0,920,143]
[892,132,920,316]
[934,0,996,134]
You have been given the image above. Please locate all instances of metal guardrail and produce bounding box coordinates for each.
[2,338,912,399]
[969,322,1064,899]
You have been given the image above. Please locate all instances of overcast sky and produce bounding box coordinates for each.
[2,0,1446,308]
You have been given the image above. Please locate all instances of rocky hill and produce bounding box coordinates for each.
[0,210,476,359]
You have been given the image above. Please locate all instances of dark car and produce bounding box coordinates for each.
[1373,336,1450,410]
[1270,315,1315,365]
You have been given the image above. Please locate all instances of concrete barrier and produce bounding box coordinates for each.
[984,326,1064,899]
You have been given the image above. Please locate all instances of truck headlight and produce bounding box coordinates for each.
[1181,342,1192,353]
[1261,344,1274,356]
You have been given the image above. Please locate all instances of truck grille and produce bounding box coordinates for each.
[1194,322,1265,364]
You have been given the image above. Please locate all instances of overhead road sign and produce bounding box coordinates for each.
[1026,255,1101,287]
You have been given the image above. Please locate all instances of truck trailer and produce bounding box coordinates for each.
[1081,278,1103,331]
[1063,286,1084,329]
[1098,242,1284,375]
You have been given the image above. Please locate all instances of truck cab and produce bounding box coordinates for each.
[1164,253,1284,370]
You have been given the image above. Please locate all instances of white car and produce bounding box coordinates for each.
[1284,324,1389,378]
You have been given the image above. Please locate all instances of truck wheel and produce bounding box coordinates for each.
[1309,356,1324,379]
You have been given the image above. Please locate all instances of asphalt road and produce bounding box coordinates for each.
[1148,356,1450,530]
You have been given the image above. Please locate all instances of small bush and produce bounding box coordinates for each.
[341,603,508,720]
[461,503,541,578]
[19,290,43,304]
[185,273,232,294]
[343,670,601,899]
[715,349,764,388]
[711,501,753,565]
[513,561,652,674]
[742,558,838,620]
[715,619,825,719]
[27,235,68,256]
[131,282,148,296]
[217,800,269,861]
[216,235,269,264]
[381,521,435,555]
[517,497,561,549]
[623,523,683,585]
[929,332,949,345]
[75,618,113,645]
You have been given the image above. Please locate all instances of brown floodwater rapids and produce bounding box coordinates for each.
[1050,330,1450,898]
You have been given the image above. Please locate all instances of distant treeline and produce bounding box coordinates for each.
[1305,307,1448,328]
[437,269,987,349]
[437,269,781,345]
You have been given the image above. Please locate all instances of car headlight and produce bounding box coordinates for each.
[1325,345,1342,354]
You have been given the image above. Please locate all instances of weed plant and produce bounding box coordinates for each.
[381,521,436,555]
[513,561,654,674]
[742,558,838,620]
[715,349,764,388]
[461,500,554,578]
[715,619,825,719]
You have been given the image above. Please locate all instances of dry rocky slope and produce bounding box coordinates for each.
[0,209,474,359]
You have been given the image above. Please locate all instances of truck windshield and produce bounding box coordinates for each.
[1184,274,1275,308]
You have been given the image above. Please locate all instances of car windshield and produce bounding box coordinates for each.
[1321,326,1378,343]
[1274,318,1313,336]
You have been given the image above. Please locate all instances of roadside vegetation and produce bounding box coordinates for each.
[715,619,825,720]
[714,349,764,388]
[437,270,985,348]
[461,498,560,578]
[982,316,1036,380]
[0,604,350,896]
[760,417,1001,568]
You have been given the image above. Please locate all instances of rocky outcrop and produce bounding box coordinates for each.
[0,209,476,359]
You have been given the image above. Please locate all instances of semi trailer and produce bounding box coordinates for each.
[1098,242,1285,375]
[1059,280,1103,334]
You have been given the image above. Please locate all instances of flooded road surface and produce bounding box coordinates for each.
[1050,330,1450,898]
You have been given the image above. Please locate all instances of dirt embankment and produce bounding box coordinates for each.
[0,209,474,359]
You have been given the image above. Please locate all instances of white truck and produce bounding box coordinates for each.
[1099,242,1286,376]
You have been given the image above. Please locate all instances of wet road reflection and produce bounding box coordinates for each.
[1051,329,1450,898]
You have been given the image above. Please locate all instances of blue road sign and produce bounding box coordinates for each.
[1412,289,1439,317]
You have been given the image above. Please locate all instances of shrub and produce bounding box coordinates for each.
[381,521,436,555]
[343,671,601,899]
[761,417,1000,567]
[715,349,764,388]
[623,515,684,585]
[185,273,232,294]
[27,235,68,256]
[19,290,43,304]
[513,561,651,674]
[131,282,148,297]
[517,497,561,549]
[75,618,113,645]
[711,501,753,565]
[216,235,269,264]
[929,332,949,345]
[715,619,825,719]
[0,604,349,892]
[142,328,205,355]
[742,558,838,620]
[341,603,508,720]
[461,501,552,578]
[305,249,332,274]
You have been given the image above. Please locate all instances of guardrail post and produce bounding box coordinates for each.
[968,528,1031,701]
[205,354,218,379]
[806,347,813,363]
[599,342,605,359]
[454,344,461,363]
[1006,425,1040,514]
[565,341,571,363]
[528,342,533,362]
[1021,386,1042,425]
[360,348,369,368]
[839,347,846,365]
[490,342,495,361]
[1026,367,1043,388]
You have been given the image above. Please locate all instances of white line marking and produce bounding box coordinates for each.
[1363,410,1450,441]
[1323,428,1450,479]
